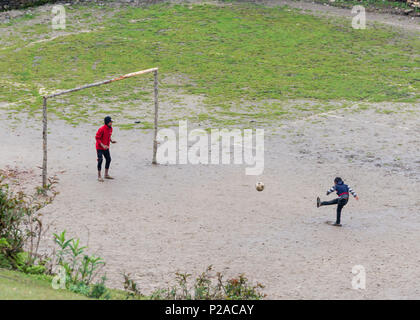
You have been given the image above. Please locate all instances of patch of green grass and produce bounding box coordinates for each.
[0,268,138,300]
[117,121,153,130]
[0,268,89,300]
[0,12,37,27]
[0,2,419,127]
[376,108,394,114]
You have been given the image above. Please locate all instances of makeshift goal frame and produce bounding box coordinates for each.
[41,67,159,187]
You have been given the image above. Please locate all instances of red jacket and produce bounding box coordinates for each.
[95,125,113,150]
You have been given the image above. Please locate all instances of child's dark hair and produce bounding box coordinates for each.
[334,177,343,184]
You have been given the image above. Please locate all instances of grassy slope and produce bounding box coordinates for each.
[0,2,419,127]
[0,268,89,299]
[0,268,132,299]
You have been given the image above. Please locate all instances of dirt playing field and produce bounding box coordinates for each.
[1,99,419,299]
[1,1,419,299]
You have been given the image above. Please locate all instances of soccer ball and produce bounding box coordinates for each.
[255,181,264,192]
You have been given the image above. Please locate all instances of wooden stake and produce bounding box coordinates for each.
[46,68,158,99]
[42,97,47,188]
[152,70,159,165]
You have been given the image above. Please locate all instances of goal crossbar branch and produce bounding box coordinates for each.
[42,67,159,187]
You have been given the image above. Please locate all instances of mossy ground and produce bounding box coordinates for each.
[0,2,418,129]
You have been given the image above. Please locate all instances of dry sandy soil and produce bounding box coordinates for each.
[262,0,420,32]
[1,0,419,32]
[1,1,420,299]
[1,100,419,299]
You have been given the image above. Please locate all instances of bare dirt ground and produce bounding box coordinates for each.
[1,0,419,33]
[1,99,419,299]
[1,1,419,299]
[261,0,420,32]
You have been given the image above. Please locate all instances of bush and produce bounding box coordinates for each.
[52,230,110,299]
[0,172,59,273]
[123,272,143,299]
[0,253,13,269]
[89,276,110,300]
[53,230,105,286]
[69,276,110,300]
[69,282,91,296]
[11,251,46,274]
[0,186,26,256]
[124,265,266,300]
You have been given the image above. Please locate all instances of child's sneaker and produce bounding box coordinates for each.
[332,223,342,227]
[317,197,321,208]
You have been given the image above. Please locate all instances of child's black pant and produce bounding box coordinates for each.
[321,197,348,224]
[97,149,111,171]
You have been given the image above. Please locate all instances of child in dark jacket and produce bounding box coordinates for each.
[317,177,359,227]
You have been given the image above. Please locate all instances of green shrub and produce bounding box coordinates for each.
[53,230,106,286]
[52,230,109,299]
[0,253,13,269]
[0,174,59,274]
[23,264,47,275]
[69,282,91,296]
[89,276,110,300]
[68,277,110,300]
[10,251,45,274]
[125,265,266,300]
[223,274,265,300]
[0,186,26,255]
[0,237,10,249]
[0,238,13,269]
[123,272,143,299]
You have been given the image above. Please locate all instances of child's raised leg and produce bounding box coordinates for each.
[320,198,339,206]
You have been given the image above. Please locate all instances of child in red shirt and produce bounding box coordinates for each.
[95,116,117,181]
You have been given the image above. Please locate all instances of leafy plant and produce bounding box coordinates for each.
[123,273,143,299]
[0,172,58,272]
[0,185,26,256]
[89,276,110,300]
[68,276,110,299]
[219,273,265,300]
[0,238,13,269]
[68,282,91,296]
[52,230,105,286]
[124,265,265,300]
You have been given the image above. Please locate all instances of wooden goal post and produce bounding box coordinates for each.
[41,67,159,187]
